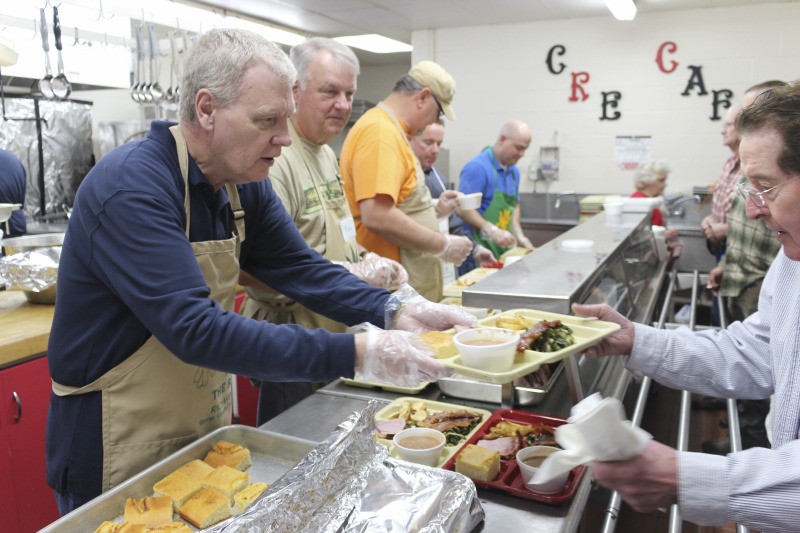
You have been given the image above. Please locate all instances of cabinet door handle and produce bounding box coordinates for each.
[12,391,21,423]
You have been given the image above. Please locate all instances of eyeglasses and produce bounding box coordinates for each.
[431,93,444,119]
[736,175,800,207]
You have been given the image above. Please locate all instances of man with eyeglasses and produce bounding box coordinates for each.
[458,120,535,262]
[410,120,496,278]
[571,80,800,532]
[340,61,472,302]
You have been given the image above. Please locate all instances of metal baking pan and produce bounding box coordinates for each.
[437,361,564,406]
[40,425,319,532]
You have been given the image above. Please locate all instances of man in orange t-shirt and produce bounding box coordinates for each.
[340,61,472,301]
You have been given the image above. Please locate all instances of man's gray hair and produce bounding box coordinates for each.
[393,75,424,95]
[290,37,359,90]
[634,160,671,189]
[179,28,297,124]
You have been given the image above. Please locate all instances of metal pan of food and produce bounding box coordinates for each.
[40,425,318,532]
[437,360,564,406]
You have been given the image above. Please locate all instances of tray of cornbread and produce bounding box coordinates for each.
[442,267,500,297]
[436,309,621,385]
[373,397,491,468]
[41,425,318,533]
[442,409,587,504]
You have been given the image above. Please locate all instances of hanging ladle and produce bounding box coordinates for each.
[131,24,145,102]
[50,6,72,99]
[165,31,178,103]
[37,8,54,99]
[147,24,163,102]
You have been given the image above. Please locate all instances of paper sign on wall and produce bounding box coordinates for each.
[614,136,652,170]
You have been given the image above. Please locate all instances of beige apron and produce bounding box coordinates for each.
[241,124,359,332]
[377,102,443,302]
[52,127,244,492]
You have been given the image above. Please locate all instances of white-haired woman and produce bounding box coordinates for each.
[631,160,679,239]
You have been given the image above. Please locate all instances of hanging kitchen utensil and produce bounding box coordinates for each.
[131,24,145,102]
[166,30,178,103]
[147,24,163,102]
[139,23,153,103]
[50,6,72,99]
[37,8,55,99]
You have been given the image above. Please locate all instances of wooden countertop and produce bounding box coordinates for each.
[0,291,54,367]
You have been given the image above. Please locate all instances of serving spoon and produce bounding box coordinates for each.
[50,6,72,99]
[37,9,54,99]
[147,24,163,102]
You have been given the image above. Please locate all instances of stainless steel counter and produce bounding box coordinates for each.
[261,211,671,533]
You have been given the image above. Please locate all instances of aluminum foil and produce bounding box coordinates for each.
[0,247,60,292]
[211,401,484,533]
[0,96,93,218]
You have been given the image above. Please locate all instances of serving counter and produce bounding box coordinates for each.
[263,211,671,532]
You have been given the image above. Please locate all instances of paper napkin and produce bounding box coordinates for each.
[532,393,652,484]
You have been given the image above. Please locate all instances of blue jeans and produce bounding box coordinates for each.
[55,490,95,516]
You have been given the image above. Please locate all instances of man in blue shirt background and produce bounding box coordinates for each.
[458,119,534,259]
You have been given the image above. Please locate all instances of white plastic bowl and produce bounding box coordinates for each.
[392,427,446,467]
[458,192,482,210]
[516,445,569,494]
[453,327,520,372]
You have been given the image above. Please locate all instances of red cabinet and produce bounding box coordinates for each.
[0,356,60,532]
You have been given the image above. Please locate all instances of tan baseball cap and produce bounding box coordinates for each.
[408,60,456,121]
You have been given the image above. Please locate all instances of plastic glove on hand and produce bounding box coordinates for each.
[516,235,534,250]
[435,190,461,218]
[437,234,473,266]
[353,325,453,386]
[346,252,408,290]
[472,244,497,266]
[480,223,517,248]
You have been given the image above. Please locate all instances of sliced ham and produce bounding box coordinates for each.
[477,436,520,458]
[374,418,406,439]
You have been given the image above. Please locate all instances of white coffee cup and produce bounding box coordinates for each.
[516,446,569,493]
[458,192,482,210]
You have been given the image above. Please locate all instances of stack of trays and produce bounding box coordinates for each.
[579,194,621,222]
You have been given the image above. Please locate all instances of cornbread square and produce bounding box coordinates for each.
[203,440,252,471]
[123,496,174,528]
[204,465,250,503]
[233,481,269,514]
[455,444,501,482]
[153,470,205,510]
[418,331,457,358]
[147,522,193,533]
[178,487,232,529]
[176,459,215,480]
[94,522,149,533]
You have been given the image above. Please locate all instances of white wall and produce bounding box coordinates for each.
[411,3,800,196]
[355,63,408,105]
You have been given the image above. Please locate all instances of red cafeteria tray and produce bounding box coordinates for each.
[442,409,587,505]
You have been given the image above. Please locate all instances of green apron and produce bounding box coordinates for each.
[471,147,518,258]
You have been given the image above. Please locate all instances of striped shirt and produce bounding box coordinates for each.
[629,250,800,532]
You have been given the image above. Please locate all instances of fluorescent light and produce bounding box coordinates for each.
[334,34,412,54]
[604,0,637,21]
